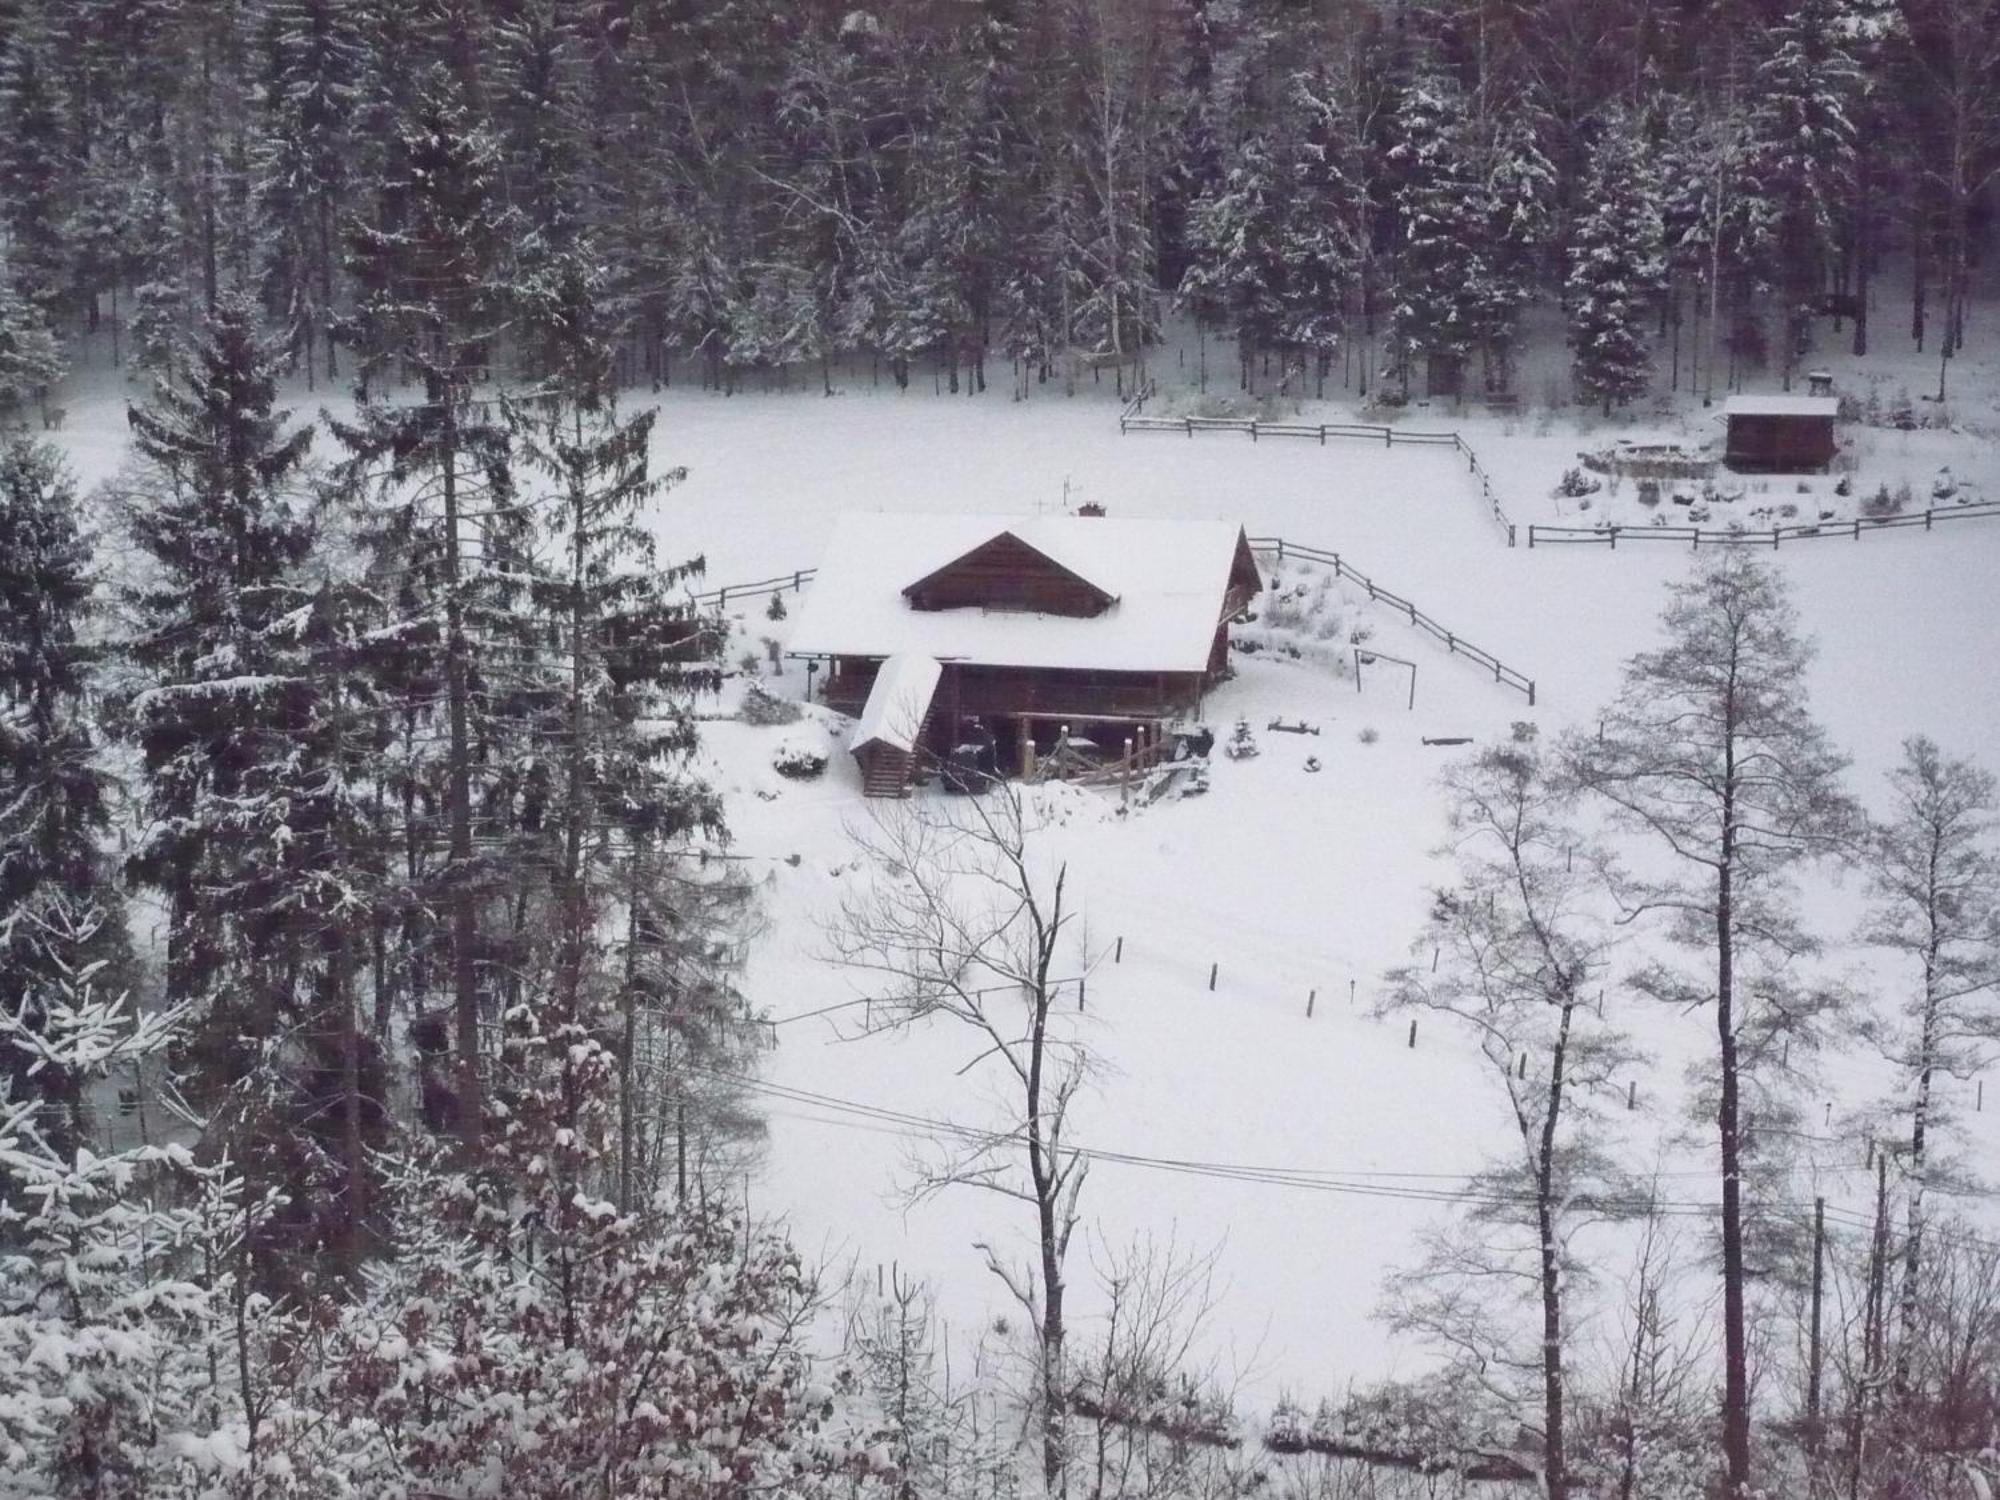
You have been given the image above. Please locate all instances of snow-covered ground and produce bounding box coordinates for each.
[46,316,2000,1412]
[653,380,2000,1408]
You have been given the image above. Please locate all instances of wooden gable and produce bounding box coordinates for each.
[902,530,1117,617]
[1222,529,1262,617]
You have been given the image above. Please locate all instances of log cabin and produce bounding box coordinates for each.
[1722,392,1840,473]
[786,512,1263,795]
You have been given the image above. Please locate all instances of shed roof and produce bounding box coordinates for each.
[1723,394,1840,419]
[852,653,943,752]
[787,512,1256,674]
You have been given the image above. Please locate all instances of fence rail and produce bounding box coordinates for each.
[1249,537,1536,706]
[1526,499,2000,550]
[1119,389,1519,547]
[689,568,818,608]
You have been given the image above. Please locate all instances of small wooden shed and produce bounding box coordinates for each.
[1722,394,1840,473]
[848,653,943,797]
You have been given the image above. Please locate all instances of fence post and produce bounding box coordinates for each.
[1250,419,1258,443]
[1855,520,1862,540]
[1528,680,1536,708]
[1185,417,1193,438]
[1773,526,1781,549]
[1925,509,1933,531]
[1508,523,1517,548]
[1319,426,1327,446]
[718,587,729,608]
[1383,428,1392,448]
[1208,962,1218,992]
[793,570,803,591]
[1276,539,1286,562]
[1528,526,1536,549]
[1609,528,1616,551]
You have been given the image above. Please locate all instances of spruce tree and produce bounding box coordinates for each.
[1752,0,1860,384]
[0,8,72,316]
[508,251,730,1210]
[1179,132,1288,389]
[1383,65,1481,398]
[0,439,126,1153]
[1567,110,1666,415]
[256,0,363,386]
[333,64,522,1159]
[123,297,334,1266]
[0,275,64,425]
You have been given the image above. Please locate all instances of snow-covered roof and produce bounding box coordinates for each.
[787,512,1252,674]
[852,653,943,752]
[1723,394,1840,419]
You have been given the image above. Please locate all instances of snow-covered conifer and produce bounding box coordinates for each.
[1567,110,1666,415]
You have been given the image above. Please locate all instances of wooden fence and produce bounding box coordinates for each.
[1250,537,1536,706]
[689,568,818,609]
[1526,499,2000,549]
[1119,386,1519,548]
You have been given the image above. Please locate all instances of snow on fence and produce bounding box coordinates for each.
[1251,538,1536,706]
[1119,386,1519,548]
[1526,499,2000,550]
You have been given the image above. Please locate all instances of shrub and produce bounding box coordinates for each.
[1862,483,1903,518]
[1357,726,1380,746]
[1637,479,1662,508]
[1554,466,1601,499]
[740,682,802,726]
[1834,474,1852,497]
[772,733,829,780]
[765,591,787,621]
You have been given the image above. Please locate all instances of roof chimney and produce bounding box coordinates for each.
[1806,370,1834,397]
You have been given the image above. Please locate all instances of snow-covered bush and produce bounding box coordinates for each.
[742,681,803,725]
[1553,466,1602,499]
[1863,482,1904,518]
[774,731,831,779]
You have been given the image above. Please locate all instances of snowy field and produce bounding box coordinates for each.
[48,336,2000,1411]
[653,381,2000,1407]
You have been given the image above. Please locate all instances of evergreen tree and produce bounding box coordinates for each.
[123,296,345,1277]
[0,8,73,316]
[1179,132,1288,388]
[1383,64,1482,398]
[1567,109,1666,415]
[1751,0,1860,384]
[0,439,126,1154]
[1467,111,1553,395]
[333,63,522,1160]
[0,275,64,425]
[508,251,735,1209]
[0,937,240,1496]
[256,0,363,386]
[1281,68,1364,396]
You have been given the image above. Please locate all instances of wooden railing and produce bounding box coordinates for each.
[1526,499,2000,549]
[1250,538,1536,706]
[1119,392,1518,547]
[688,568,817,609]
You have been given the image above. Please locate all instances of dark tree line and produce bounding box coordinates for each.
[0,0,1995,417]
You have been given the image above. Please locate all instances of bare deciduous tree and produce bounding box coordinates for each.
[1385,742,1637,1500]
[830,785,1092,1493]
[1858,736,2000,1401]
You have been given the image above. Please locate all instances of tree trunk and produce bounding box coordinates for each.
[1717,751,1752,1499]
[1537,995,1575,1500]
[441,397,483,1160]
